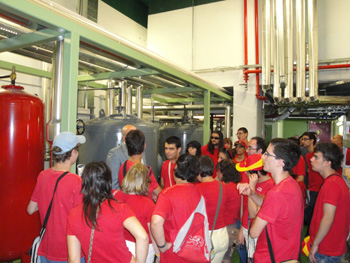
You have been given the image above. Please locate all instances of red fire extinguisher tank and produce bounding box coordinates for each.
[0,85,44,261]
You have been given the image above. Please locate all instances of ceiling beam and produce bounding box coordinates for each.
[0,59,52,78]
[78,68,159,82]
[143,86,202,94]
[0,28,62,53]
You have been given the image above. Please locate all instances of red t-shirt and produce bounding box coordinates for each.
[233,155,247,166]
[254,176,304,263]
[113,190,154,243]
[310,174,350,256]
[292,156,306,177]
[249,177,275,220]
[201,144,219,178]
[240,172,249,228]
[31,169,82,261]
[224,182,240,225]
[67,200,135,262]
[153,183,203,263]
[118,160,159,200]
[195,180,227,229]
[161,160,176,189]
[305,152,324,192]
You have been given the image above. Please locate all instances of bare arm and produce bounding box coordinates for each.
[27,200,38,215]
[150,215,172,253]
[237,183,264,207]
[309,203,336,263]
[248,197,259,219]
[148,223,160,255]
[67,235,82,263]
[160,178,165,189]
[124,216,149,263]
[249,216,268,239]
[152,186,162,203]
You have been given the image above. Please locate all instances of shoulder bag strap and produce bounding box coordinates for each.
[42,171,69,231]
[122,160,128,178]
[265,227,276,263]
[265,225,303,263]
[211,181,223,235]
[88,206,100,263]
[168,161,173,187]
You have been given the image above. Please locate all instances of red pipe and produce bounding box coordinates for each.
[243,0,249,82]
[254,0,267,100]
[243,63,350,75]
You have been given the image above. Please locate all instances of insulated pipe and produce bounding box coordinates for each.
[255,0,267,101]
[261,0,271,90]
[296,0,306,102]
[276,0,285,89]
[243,0,250,83]
[126,84,132,116]
[84,85,88,110]
[143,104,227,111]
[120,80,127,118]
[308,0,318,101]
[284,0,294,103]
[106,80,115,116]
[48,40,64,142]
[272,0,281,102]
[136,85,143,118]
[225,105,231,139]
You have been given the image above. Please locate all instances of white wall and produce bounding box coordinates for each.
[98,0,147,48]
[146,0,350,138]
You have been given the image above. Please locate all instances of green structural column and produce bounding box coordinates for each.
[60,32,80,172]
[203,90,210,145]
[61,32,80,132]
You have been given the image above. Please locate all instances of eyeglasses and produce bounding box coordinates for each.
[236,132,244,136]
[301,138,310,141]
[211,136,220,140]
[263,151,277,158]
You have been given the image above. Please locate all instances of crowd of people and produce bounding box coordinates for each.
[27,126,350,263]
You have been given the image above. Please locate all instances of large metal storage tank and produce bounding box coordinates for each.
[159,122,203,161]
[0,85,43,261]
[79,115,160,177]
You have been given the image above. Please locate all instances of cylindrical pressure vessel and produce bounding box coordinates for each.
[0,85,44,261]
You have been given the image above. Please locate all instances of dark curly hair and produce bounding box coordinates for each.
[216,159,241,183]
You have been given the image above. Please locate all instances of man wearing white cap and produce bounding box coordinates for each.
[27,131,86,263]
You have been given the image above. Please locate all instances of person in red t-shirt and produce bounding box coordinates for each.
[236,154,275,262]
[114,163,158,263]
[27,131,86,262]
[216,159,241,263]
[151,154,204,263]
[302,132,324,235]
[195,156,228,263]
[201,130,224,178]
[233,140,248,165]
[118,129,161,202]
[308,143,350,263]
[160,136,182,189]
[236,127,249,145]
[67,161,149,263]
[238,138,304,263]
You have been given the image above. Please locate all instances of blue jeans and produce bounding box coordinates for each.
[39,256,85,263]
[313,251,342,263]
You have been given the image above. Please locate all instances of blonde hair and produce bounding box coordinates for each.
[121,163,150,196]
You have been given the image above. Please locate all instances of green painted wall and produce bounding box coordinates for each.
[282,119,309,139]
